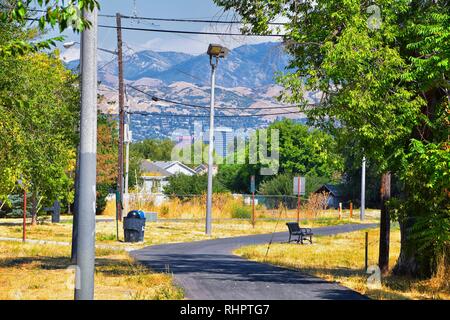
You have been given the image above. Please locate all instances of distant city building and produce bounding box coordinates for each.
[213,127,234,158]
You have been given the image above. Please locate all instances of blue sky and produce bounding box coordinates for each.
[57,0,279,61]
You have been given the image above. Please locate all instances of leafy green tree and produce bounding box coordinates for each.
[130,139,175,162]
[214,0,449,277]
[0,0,99,57]
[218,120,343,193]
[269,119,343,177]
[0,0,98,210]
[163,173,228,198]
[96,114,118,214]
[0,50,79,224]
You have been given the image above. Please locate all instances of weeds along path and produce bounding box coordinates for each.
[132,223,377,300]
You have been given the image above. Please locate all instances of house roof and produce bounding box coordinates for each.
[153,161,176,169]
[140,160,197,177]
[314,184,344,197]
[194,164,207,173]
[140,160,172,177]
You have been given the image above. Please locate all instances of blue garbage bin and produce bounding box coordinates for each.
[123,210,146,242]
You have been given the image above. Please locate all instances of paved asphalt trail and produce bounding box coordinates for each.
[131,223,377,300]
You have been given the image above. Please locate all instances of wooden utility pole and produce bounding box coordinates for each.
[379,172,391,274]
[116,13,125,222]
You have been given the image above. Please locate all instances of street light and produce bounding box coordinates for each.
[205,44,229,236]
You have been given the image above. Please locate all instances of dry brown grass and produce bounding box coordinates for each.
[101,194,380,222]
[0,212,372,249]
[235,228,450,300]
[0,242,183,300]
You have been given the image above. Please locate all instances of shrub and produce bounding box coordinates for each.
[97,183,114,215]
[159,204,169,216]
[163,173,228,198]
[231,204,251,219]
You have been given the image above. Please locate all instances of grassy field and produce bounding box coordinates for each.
[0,209,378,248]
[235,228,449,300]
[0,242,183,300]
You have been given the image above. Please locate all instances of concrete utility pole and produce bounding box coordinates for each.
[124,116,130,194]
[74,6,98,300]
[116,13,125,222]
[360,156,366,221]
[123,111,131,215]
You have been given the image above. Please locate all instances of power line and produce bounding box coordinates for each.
[26,12,284,37]
[99,13,286,26]
[127,84,304,110]
[128,110,303,118]
[97,24,284,37]
[27,9,284,26]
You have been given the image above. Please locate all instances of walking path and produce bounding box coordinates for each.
[132,223,377,300]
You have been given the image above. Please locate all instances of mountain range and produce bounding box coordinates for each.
[66,42,316,140]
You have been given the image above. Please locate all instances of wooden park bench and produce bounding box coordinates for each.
[286,222,313,244]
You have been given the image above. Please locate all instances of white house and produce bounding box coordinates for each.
[141,160,197,194]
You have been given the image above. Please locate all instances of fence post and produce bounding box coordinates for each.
[350,201,353,219]
[338,202,342,220]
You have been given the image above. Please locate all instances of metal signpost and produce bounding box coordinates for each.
[293,176,306,222]
[250,175,256,227]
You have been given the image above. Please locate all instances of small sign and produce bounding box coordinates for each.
[293,176,306,195]
[250,175,256,193]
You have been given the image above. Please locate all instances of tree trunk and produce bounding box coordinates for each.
[378,172,391,275]
[31,190,38,226]
[393,88,444,277]
[393,216,422,276]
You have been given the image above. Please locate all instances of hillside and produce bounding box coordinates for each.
[68,42,314,140]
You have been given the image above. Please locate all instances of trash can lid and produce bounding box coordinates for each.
[127,210,144,219]
[137,210,146,219]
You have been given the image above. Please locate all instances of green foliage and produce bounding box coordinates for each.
[130,139,175,162]
[216,163,259,194]
[97,114,118,185]
[95,115,118,214]
[163,173,228,197]
[268,119,343,176]
[0,0,100,57]
[0,50,79,208]
[218,119,343,194]
[96,183,112,215]
[258,173,293,196]
[231,204,251,219]
[391,140,450,275]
